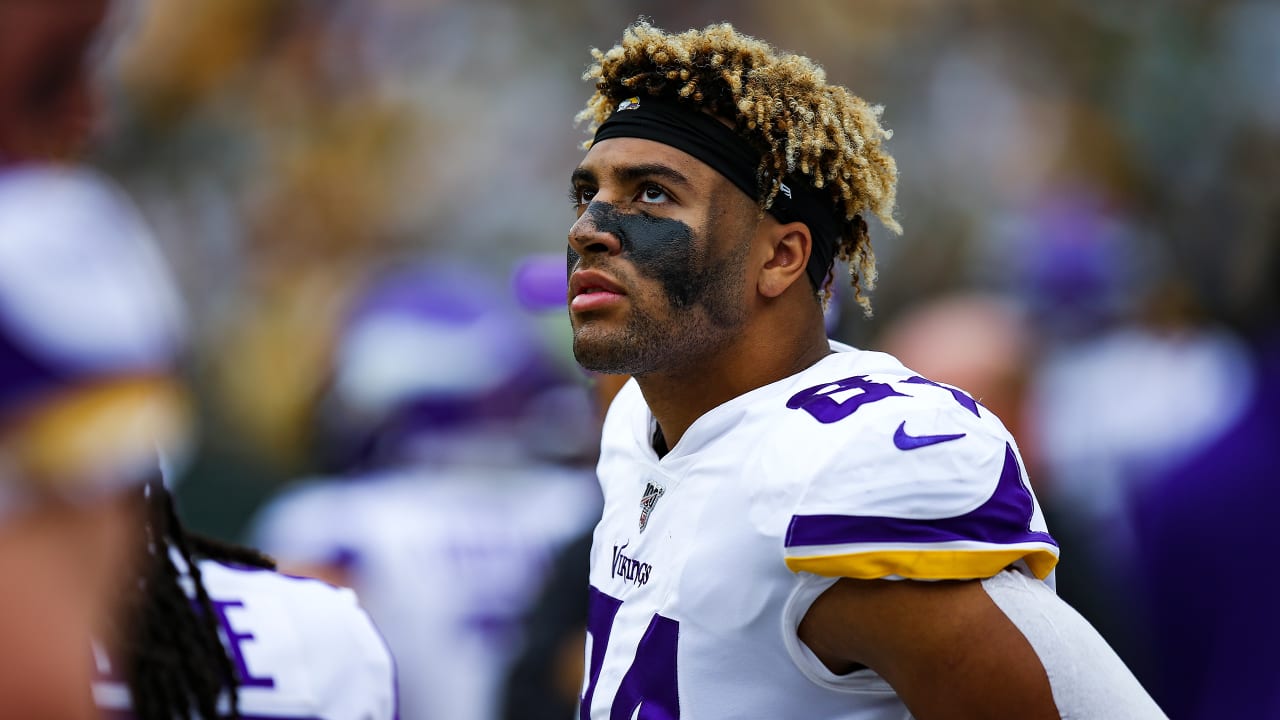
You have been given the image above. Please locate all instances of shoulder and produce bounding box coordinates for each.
[770,347,1058,582]
[784,354,1016,513]
[198,561,398,719]
[199,558,348,594]
[197,560,375,633]
[758,347,1010,481]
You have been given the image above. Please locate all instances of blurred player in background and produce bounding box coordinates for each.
[250,258,602,720]
[95,474,398,720]
[0,153,187,720]
[0,126,398,720]
[1132,281,1280,718]
[0,0,170,715]
[1129,135,1280,718]
[0,2,397,716]
[566,21,1164,718]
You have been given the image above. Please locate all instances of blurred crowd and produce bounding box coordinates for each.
[2,0,1276,717]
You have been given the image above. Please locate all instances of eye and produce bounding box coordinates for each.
[637,184,670,204]
[569,186,596,208]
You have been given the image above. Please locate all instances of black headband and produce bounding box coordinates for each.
[592,96,844,289]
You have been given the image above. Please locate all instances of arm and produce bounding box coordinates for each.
[785,378,1164,717]
[800,576,1058,720]
[799,571,1168,719]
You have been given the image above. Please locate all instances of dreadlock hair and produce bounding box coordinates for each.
[112,478,276,719]
[577,20,901,314]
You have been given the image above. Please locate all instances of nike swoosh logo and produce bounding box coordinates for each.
[893,421,966,450]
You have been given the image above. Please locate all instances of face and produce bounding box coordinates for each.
[566,137,758,376]
[0,0,110,163]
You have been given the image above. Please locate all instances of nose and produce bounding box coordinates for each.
[568,201,622,258]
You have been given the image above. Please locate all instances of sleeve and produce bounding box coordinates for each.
[301,584,399,720]
[781,387,1059,582]
[982,570,1167,718]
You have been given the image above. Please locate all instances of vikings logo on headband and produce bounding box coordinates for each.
[593,95,844,289]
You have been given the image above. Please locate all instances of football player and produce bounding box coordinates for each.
[93,475,397,720]
[0,164,187,716]
[0,1,173,714]
[0,2,398,716]
[0,163,397,720]
[566,21,1166,719]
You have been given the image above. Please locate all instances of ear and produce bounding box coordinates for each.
[757,220,812,299]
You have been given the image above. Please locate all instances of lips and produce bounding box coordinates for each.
[569,269,626,312]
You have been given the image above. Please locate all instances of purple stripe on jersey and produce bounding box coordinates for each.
[610,613,680,720]
[904,375,982,417]
[785,444,1057,550]
[581,586,624,720]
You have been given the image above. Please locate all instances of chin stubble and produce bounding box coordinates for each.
[568,201,750,374]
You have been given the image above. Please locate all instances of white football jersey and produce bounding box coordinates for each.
[582,342,1057,720]
[251,460,602,720]
[93,560,397,720]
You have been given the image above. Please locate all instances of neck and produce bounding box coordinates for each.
[636,307,830,452]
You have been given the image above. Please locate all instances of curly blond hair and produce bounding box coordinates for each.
[577,21,900,314]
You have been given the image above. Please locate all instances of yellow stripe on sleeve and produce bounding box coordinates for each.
[786,547,1059,581]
